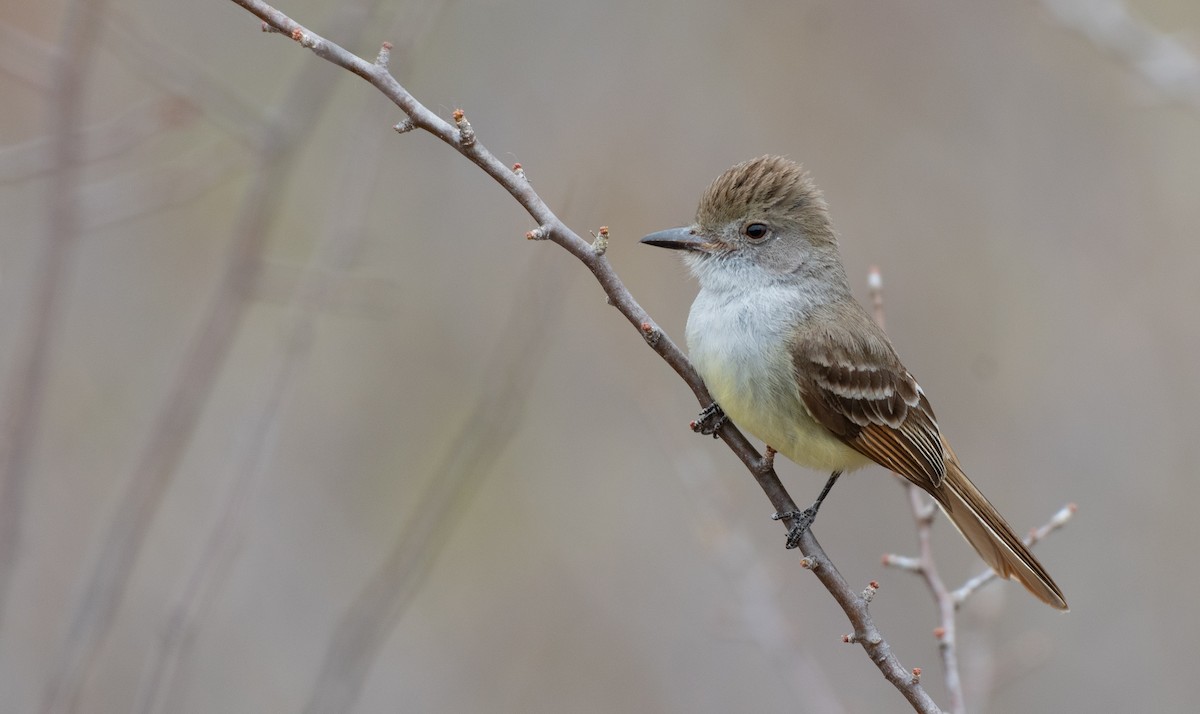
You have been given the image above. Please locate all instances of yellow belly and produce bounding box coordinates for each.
[698,347,871,474]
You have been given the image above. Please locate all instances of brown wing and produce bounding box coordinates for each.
[793,302,947,489]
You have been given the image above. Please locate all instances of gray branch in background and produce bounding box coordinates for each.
[0,20,55,90]
[37,3,385,712]
[0,96,200,183]
[130,78,388,714]
[133,5,451,712]
[302,251,567,714]
[0,0,112,654]
[648,423,848,714]
[104,8,269,148]
[1043,0,1200,111]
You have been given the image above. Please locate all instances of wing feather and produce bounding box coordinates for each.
[793,303,947,488]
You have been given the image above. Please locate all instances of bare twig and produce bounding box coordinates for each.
[952,503,1077,606]
[225,2,943,710]
[875,264,1075,713]
[871,268,965,714]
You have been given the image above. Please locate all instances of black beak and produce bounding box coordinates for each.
[639,226,709,252]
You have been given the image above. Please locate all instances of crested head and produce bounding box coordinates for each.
[640,155,850,295]
[696,156,835,245]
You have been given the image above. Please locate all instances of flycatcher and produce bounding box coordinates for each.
[641,155,1067,610]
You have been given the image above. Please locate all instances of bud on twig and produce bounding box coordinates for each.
[452,108,476,147]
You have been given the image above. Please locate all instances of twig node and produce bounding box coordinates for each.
[375,41,393,66]
[452,108,476,147]
[590,226,610,256]
[640,322,660,347]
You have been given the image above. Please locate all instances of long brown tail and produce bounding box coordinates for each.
[931,455,1068,611]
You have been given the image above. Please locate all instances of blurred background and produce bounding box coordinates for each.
[2,0,1197,711]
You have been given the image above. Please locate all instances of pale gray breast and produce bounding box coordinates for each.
[685,284,807,424]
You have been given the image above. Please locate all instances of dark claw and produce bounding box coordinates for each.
[691,403,726,438]
[772,470,843,549]
[773,508,816,549]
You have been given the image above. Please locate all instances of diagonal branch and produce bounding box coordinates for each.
[226,1,941,710]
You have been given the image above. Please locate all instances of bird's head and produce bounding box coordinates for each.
[641,156,840,289]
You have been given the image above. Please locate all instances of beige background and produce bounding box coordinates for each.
[2,0,1198,711]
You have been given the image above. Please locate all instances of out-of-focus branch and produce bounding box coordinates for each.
[649,423,847,713]
[0,0,111,654]
[226,2,940,710]
[104,8,268,148]
[0,96,201,183]
[884,497,1075,713]
[38,3,384,713]
[135,8,451,712]
[1042,0,1200,112]
[131,82,390,714]
[0,21,55,89]
[78,139,249,229]
[303,252,566,714]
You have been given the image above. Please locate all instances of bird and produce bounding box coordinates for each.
[640,155,1068,610]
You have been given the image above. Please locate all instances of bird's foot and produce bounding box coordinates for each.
[773,507,817,549]
[690,403,726,438]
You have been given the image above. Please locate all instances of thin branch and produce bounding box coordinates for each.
[225,1,941,710]
[952,503,1077,606]
[871,268,965,714]
[875,262,1075,713]
[907,486,965,713]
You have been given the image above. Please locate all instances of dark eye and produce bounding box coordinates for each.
[743,222,769,241]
